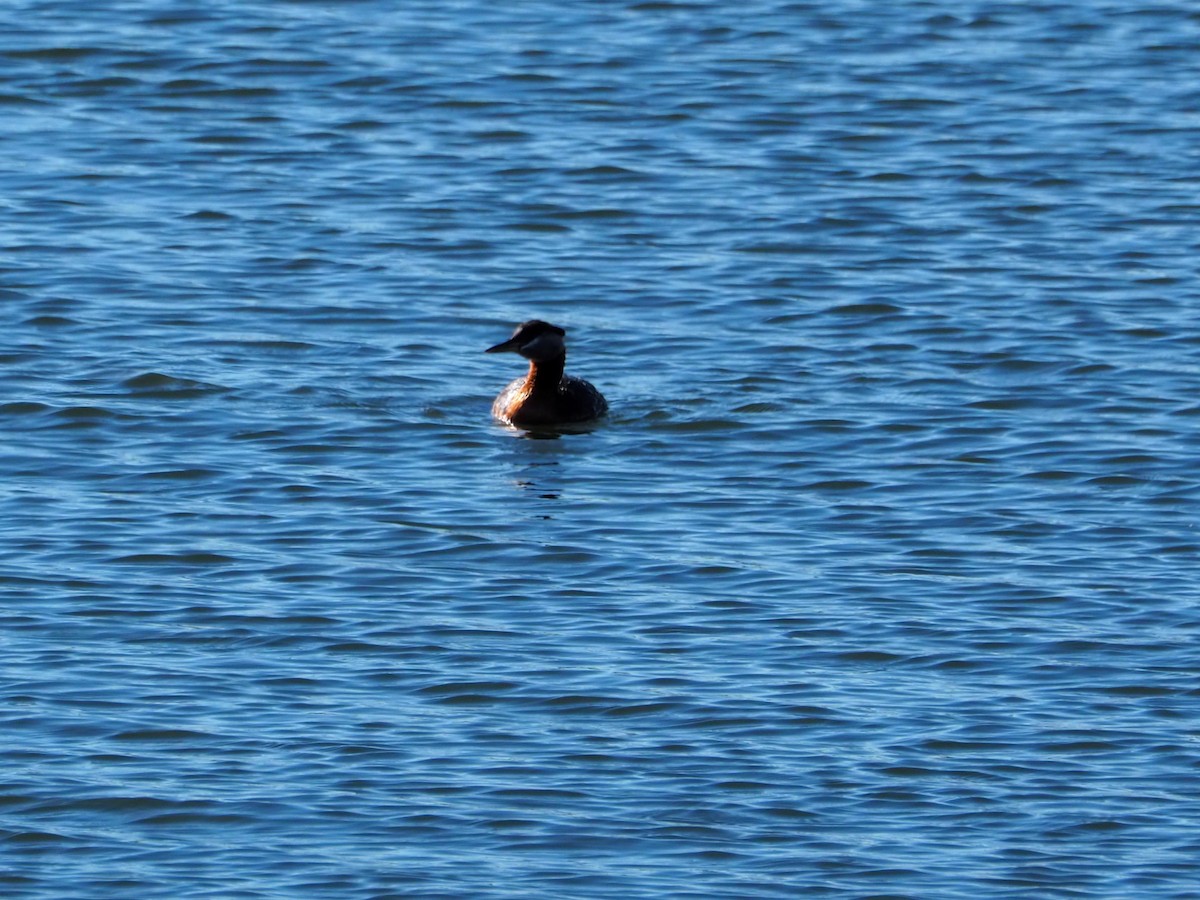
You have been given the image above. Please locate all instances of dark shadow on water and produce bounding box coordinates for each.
[515,479,560,500]
[514,475,561,519]
[516,420,605,440]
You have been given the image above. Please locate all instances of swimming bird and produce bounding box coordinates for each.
[485,320,608,427]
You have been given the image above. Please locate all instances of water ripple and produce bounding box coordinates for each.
[2,0,1199,898]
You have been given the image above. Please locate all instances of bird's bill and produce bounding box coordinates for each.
[485,338,521,354]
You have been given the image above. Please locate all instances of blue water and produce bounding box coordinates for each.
[3,1,1199,897]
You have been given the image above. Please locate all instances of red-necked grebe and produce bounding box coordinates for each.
[485,320,608,427]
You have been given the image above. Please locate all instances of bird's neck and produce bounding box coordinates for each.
[525,353,565,394]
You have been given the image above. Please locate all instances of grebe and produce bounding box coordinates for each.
[485,320,608,427]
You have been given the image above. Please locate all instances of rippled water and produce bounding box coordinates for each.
[4,1,1200,897]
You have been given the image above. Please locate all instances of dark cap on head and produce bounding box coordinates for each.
[513,320,565,339]
[486,320,566,354]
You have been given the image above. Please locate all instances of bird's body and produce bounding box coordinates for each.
[486,320,608,428]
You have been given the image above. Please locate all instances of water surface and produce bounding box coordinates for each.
[3,1,1199,897]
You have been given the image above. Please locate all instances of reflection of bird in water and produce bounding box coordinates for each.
[485,320,608,427]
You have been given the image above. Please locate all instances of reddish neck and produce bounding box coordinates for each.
[525,353,565,395]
